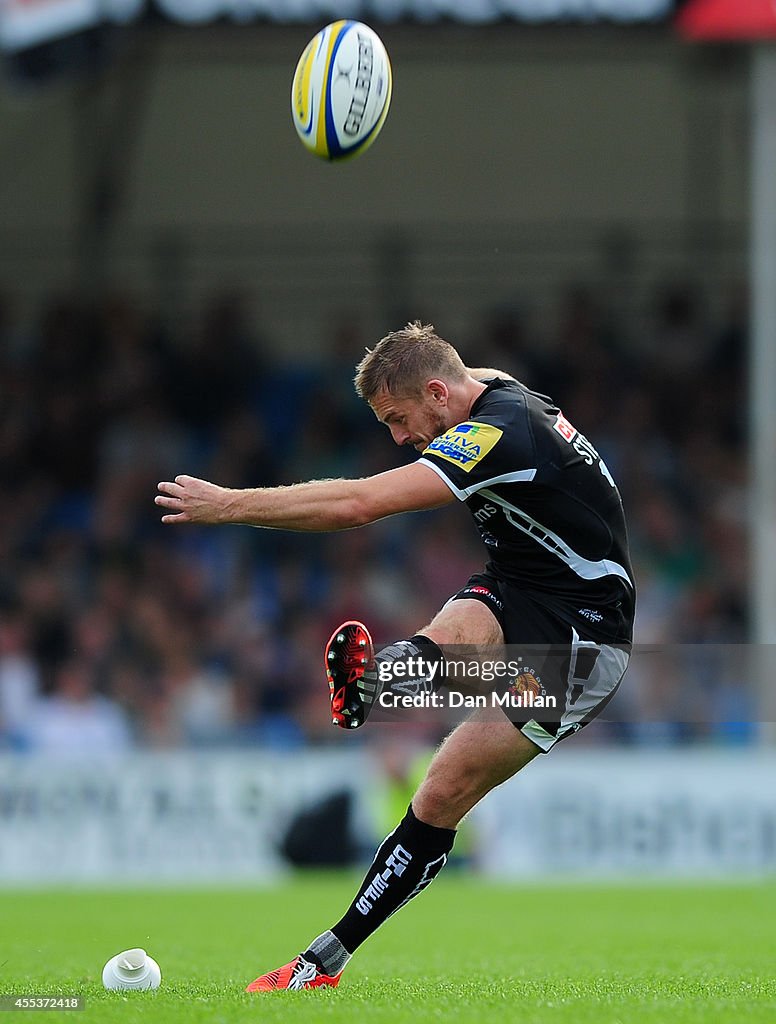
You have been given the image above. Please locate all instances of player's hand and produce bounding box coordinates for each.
[155,475,234,525]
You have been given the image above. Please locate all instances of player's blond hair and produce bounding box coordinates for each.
[354,322,468,402]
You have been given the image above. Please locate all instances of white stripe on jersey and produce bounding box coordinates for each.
[478,488,634,587]
[417,458,537,500]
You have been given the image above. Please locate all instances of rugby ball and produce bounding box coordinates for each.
[291,21,392,161]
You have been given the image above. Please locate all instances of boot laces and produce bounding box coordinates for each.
[288,956,319,990]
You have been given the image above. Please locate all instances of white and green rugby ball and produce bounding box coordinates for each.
[291,20,392,161]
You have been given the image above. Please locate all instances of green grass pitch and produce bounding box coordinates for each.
[2,876,775,1023]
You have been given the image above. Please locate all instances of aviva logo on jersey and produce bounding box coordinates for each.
[424,422,503,472]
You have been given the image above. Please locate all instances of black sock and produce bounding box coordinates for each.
[327,804,456,955]
[360,634,446,709]
[408,633,445,664]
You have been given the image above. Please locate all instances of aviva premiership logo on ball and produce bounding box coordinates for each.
[424,422,502,472]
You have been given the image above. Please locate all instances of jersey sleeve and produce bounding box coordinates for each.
[417,418,537,500]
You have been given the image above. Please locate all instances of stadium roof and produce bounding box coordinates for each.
[2,0,674,54]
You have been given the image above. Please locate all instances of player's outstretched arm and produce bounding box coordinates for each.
[155,462,454,531]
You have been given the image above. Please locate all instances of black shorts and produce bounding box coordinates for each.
[447,572,630,751]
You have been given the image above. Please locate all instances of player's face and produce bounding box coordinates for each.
[370,386,451,452]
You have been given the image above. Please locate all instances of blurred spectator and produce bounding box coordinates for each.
[0,612,41,748]
[21,658,133,754]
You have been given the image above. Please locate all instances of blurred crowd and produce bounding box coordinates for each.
[0,283,751,753]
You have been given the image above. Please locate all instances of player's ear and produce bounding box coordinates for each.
[426,379,449,405]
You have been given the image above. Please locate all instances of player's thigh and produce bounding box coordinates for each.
[418,598,504,647]
[412,709,540,829]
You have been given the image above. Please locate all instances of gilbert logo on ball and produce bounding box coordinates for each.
[291,20,392,161]
[102,948,162,990]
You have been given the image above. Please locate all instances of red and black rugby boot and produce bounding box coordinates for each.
[325,620,375,729]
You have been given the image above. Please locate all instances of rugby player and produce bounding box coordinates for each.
[155,322,635,992]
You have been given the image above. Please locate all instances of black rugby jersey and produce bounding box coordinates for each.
[418,378,635,643]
